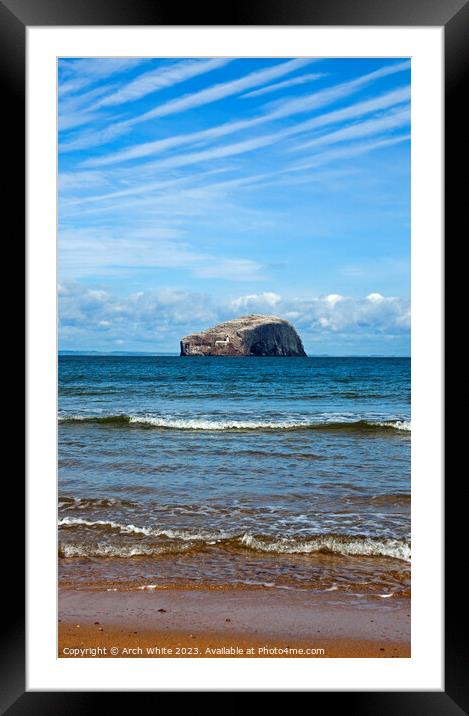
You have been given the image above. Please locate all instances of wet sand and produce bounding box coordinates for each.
[58,588,410,658]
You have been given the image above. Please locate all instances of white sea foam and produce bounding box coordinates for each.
[375,420,411,432]
[58,496,135,510]
[58,516,153,536]
[59,542,196,558]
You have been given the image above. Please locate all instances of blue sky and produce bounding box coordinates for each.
[58,57,410,355]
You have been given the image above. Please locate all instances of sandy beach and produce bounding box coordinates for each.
[58,588,410,658]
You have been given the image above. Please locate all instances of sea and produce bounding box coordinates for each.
[58,355,411,601]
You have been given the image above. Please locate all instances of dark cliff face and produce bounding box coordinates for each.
[180,315,307,357]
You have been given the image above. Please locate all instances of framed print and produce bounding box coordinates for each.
[2,0,464,707]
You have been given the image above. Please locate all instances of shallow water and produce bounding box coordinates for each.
[58,355,410,599]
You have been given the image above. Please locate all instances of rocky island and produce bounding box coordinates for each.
[180,315,306,357]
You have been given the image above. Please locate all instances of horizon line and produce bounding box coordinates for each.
[58,350,411,358]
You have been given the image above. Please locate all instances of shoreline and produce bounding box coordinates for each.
[59,587,410,659]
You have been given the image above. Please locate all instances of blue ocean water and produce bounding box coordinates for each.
[58,355,411,597]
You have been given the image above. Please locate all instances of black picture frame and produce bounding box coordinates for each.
[4,0,463,709]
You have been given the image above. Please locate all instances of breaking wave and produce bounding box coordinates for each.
[58,516,224,541]
[239,533,411,561]
[58,414,410,433]
[58,517,410,562]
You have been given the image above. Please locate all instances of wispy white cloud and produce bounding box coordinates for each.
[59,111,104,133]
[92,58,232,109]
[340,258,410,280]
[290,134,410,172]
[58,170,111,190]
[118,133,285,172]
[59,121,129,152]
[293,107,410,151]
[73,114,266,161]
[283,85,410,139]
[128,58,313,121]
[59,85,120,133]
[58,226,265,281]
[59,58,148,96]
[60,170,262,213]
[59,83,118,115]
[241,72,326,98]
[262,61,410,121]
